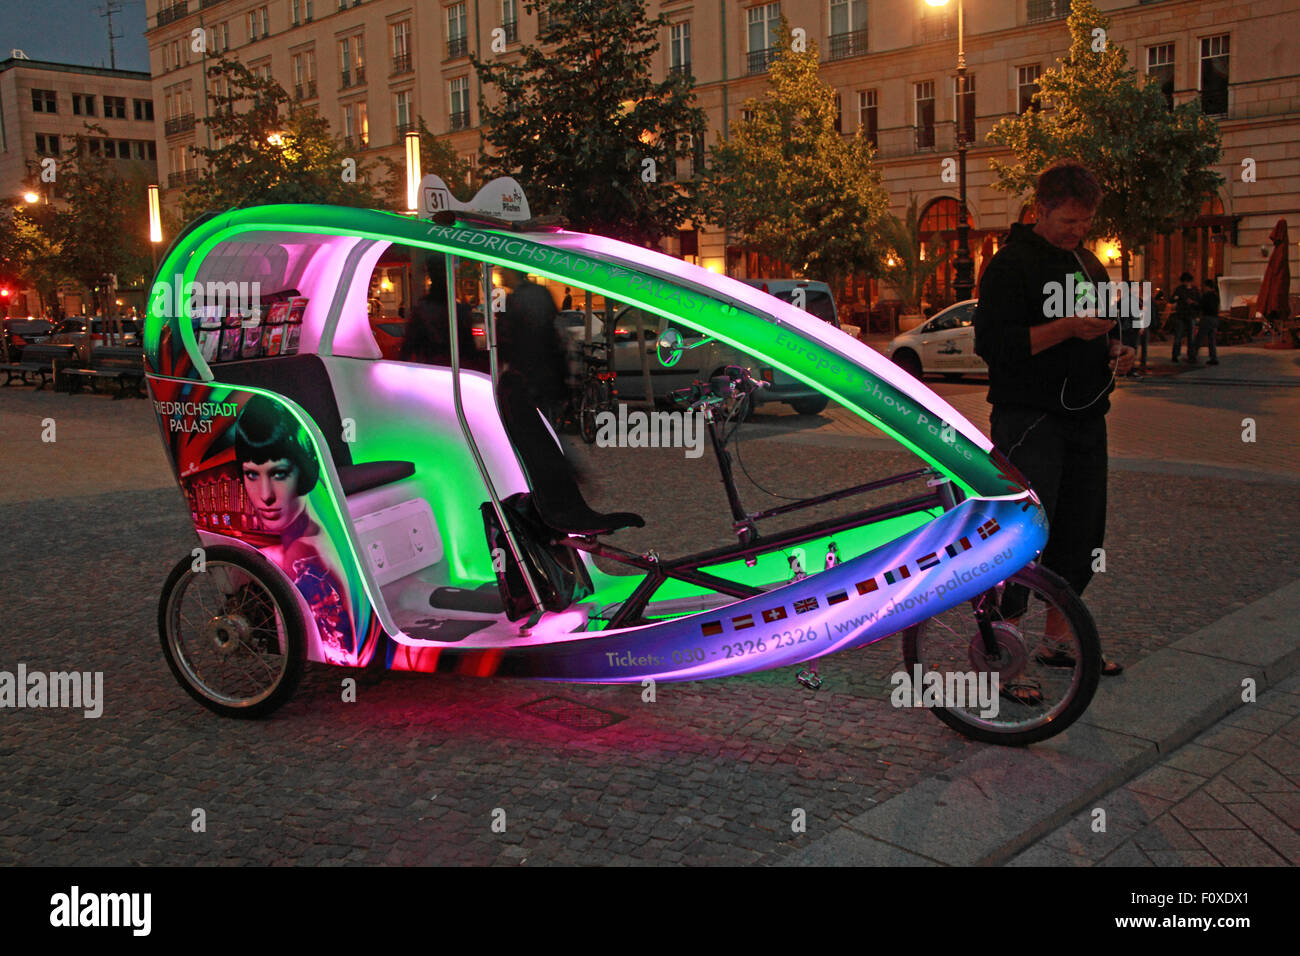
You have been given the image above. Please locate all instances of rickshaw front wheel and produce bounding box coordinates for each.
[158,545,306,718]
[901,563,1101,746]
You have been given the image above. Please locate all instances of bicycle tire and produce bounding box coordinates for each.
[579,380,600,444]
[900,562,1101,746]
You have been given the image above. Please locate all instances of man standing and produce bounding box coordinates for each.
[1191,278,1220,365]
[974,160,1135,677]
[1170,272,1200,363]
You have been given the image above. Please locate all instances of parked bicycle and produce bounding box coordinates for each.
[577,340,617,444]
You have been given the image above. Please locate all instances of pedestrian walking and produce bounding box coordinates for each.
[498,268,568,422]
[1170,272,1199,363]
[1191,278,1220,365]
[974,160,1135,681]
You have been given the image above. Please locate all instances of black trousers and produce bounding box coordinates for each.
[990,405,1108,600]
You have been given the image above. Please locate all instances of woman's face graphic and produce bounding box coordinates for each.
[242,458,303,534]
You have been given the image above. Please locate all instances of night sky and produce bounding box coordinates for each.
[0,0,150,72]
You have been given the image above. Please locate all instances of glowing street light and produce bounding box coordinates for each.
[23,191,40,204]
[405,130,421,212]
[147,184,162,243]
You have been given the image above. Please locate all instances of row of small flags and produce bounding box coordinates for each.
[700,518,1001,638]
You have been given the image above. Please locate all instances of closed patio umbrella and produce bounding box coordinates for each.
[1255,219,1291,346]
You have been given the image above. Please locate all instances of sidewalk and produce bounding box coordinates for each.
[781,579,1300,866]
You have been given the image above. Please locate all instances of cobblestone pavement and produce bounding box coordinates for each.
[1009,674,1300,867]
[1,341,1296,865]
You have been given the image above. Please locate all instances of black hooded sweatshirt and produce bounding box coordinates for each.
[974,222,1120,418]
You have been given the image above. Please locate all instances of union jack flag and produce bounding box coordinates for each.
[794,597,819,614]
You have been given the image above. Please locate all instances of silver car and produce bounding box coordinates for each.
[884,299,985,381]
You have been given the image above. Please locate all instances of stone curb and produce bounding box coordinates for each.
[779,578,1300,867]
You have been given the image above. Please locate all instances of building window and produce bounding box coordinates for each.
[72,93,95,116]
[502,0,518,42]
[670,21,691,76]
[1017,64,1041,114]
[447,3,468,59]
[103,96,127,119]
[953,73,975,143]
[1146,43,1175,110]
[746,3,781,75]
[858,89,877,147]
[914,80,935,149]
[829,0,868,60]
[394,90,412,136]
[392,21,412,74]
[133,98,154,121]
[344,102,355,145]
[340,38,353,86]
[215,22,230,53]
[1026,0,1070,24]
[291,0,301,25]
[358,101,369,146]
[449,76,470,129]
[248,6,270,41]
[1199,35,1229,115]
[35,133,61,156]
[31,89,57,113]
[833,93,842,133]
[292,51,317,99]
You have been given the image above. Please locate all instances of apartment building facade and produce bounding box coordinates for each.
[144,0,1298,308]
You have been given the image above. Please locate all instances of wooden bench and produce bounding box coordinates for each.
[1,343,80,389]
[60,346,146,398]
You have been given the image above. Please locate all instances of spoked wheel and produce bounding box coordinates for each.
[901,563,1101,746]
[158,545,305,718]
[579,382,601,444]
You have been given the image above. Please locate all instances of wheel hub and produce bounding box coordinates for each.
[967,621,1029,681]
[203,614,251,656]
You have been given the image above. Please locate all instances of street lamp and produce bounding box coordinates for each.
[925,0,974,303]
[404,130,421,213]
[148,184,163,277]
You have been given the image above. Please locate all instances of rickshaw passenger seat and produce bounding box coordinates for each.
[216,355,415,496]
[496,370,645,536]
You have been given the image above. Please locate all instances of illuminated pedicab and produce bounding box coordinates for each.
[146,191,1100,744]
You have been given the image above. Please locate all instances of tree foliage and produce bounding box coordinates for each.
[704,23,890,289]
[183,57,383,220]
[473,0,706,245]
[986,0,1223,280]
[881,196,951,313]
[372,115,478,211]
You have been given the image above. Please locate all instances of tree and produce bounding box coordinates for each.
[704,22,890,294]
[986,0,1223,282]
[373,116,477,211]
[473,0,706,245]
[881,196,952,316]
[183,57,384,220]
[38,127,153,316]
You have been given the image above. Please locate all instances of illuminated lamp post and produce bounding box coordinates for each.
[925,0,974,304]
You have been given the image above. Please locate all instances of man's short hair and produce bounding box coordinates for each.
[1204,278,1216,287]
[1034,160,1102,213]
[1180,272,1194,282]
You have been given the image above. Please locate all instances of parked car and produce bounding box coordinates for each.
[48,317,142,354]
[884,299,985,381]
[739,279,841,329]
[1,317,53,359]
[566,303,830,415]
[369,315,407,360]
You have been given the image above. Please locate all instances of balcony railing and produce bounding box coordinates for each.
[293,80,317,100]
[200,0,226,8]
[355,65,366,83]
[669,62,692,79]
[1027,0,1071,24]
[502,19,518,42]
[167,168,201,188]
[395,121,414,138]
[340,70,352,88]
[919,14,955,43]
[156,1,189,27]
[392,53,412,75]
[828,27,868,61]
[746,46,776,75]
[447,35,468,59]
[449,110,471,130]
[164,114,196,135]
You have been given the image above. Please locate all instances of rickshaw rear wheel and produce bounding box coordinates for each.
[158,545,306,718]
[901,563,1101,746]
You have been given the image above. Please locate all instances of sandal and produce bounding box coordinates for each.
[1000,679,1044,707]
[1035,648,1124,676]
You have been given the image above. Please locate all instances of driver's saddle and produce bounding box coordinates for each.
[495,370,644,536]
